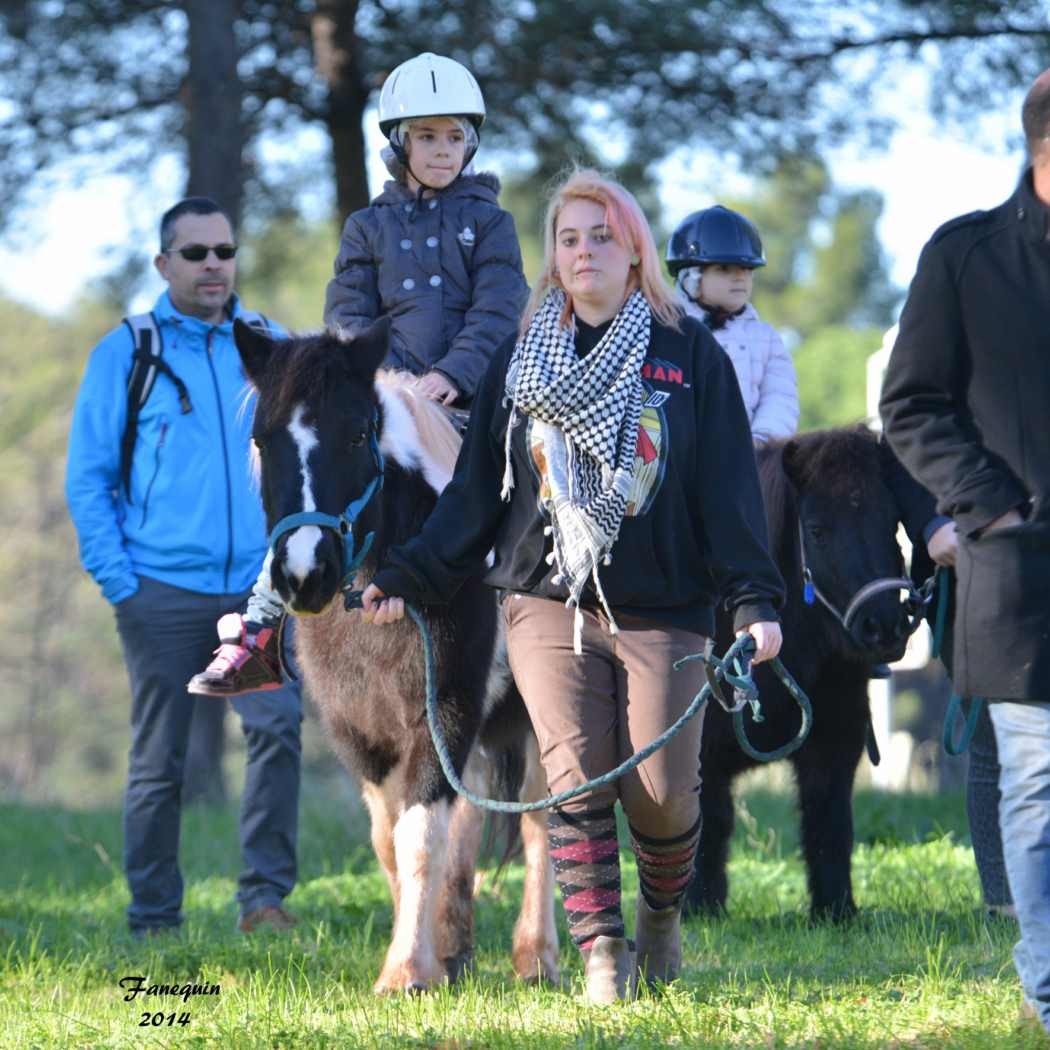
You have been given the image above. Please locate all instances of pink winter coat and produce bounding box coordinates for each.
[684,301,798,442]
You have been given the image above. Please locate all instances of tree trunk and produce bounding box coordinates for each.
[178,0,244,801]
[184,0,244,228]
[312,1,371,224]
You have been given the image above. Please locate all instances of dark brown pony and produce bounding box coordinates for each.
[235,318,557,992]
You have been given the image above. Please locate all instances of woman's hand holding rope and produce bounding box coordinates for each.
[361,583,403,624]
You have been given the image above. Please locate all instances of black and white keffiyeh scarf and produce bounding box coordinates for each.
[502,288,651,650]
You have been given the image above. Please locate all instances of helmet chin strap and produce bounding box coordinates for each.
[676,271,705,307]
[406,158,463,194]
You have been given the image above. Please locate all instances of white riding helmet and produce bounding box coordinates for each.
[378,53,486,138]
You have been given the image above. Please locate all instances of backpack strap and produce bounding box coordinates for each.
[238,310,271,334]
[118,310,270,502]
[119,312,192,503]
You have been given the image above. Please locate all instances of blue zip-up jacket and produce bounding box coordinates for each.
[65,291,284,605]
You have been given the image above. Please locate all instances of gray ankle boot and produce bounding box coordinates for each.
[635,894,682,984]
[584,935,635,1003]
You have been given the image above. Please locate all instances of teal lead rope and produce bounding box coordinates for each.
[930,566,985,756]
[395,601,813,813]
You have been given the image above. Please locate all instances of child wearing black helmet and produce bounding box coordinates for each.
[188,53,528,698]
[667,206,798,442]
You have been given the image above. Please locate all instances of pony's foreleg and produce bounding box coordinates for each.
[374,794,451,993]
[512,733,560,984]
[794,750,861,923]
[436,751,486,982]
[361,782,400,925]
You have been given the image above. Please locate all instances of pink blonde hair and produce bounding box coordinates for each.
[522,167,683,333]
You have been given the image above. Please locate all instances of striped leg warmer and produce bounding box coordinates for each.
[630,815,701,911]
[548,805,624,951]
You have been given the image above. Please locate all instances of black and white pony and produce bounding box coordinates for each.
[235,317,557,992]
[689,426,919,922]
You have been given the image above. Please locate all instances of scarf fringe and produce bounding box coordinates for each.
[500,402,518,501]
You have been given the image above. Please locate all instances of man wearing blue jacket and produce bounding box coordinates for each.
[66,197,302,938]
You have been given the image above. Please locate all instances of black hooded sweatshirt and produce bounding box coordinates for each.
[372,312,784,637]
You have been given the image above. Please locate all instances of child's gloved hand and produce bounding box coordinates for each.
[419,371,460,405]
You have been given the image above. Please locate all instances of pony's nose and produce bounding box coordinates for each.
[272,530,344,613]
[856,605,911,657]
[858,614,884,647]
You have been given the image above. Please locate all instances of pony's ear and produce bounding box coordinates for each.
[343,315,391,376]
[234,318,275,383]
[781,437,802,485]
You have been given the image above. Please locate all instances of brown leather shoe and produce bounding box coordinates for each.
[238,905,298,934]
[188,613,282,697]
[583,935,635,1004]
[635,893,682,985]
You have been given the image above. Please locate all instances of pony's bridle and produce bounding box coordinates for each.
[267,407,385,606]
[797,521,930,636]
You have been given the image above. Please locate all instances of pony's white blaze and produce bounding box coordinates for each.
[285,405,323,583]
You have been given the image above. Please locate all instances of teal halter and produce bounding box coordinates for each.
[267,409,385,595]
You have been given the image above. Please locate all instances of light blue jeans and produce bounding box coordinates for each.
[989,700,1050,1032]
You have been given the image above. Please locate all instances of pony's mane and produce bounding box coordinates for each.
[375,370,462,493]
[759,425,880,546]
[247,334,463,494]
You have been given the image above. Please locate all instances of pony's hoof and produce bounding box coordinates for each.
[513,943,560,985]
[374,965,444,995]
[809,901,858,925]
[444,950,474,983]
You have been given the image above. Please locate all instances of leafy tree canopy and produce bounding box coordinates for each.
[0,0,1047,234]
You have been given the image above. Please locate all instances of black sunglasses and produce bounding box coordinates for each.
[165,243,238,262]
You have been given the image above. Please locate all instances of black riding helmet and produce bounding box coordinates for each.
[666,205,766,274]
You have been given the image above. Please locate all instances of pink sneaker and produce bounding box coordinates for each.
[187,613,282,697]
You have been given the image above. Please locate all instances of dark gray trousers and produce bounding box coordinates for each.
[114,576,302,931]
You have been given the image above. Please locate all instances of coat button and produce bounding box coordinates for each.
[426,236,438,247]
[400,238,412,250]
[428,200,437,209]
[403,203,412,212]
[402,278,415,290]
[429,275,442,287]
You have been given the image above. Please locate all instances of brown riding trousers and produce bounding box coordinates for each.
[502,593,707,839]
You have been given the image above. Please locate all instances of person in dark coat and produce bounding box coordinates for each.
[188,52,528,697]
[360,168,784,1003]
[880,70,1050,1034]
[882,434,1013,920]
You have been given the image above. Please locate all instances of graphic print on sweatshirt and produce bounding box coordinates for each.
[526,380,670,519]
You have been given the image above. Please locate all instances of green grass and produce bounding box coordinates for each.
[0,783,1044,1049]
